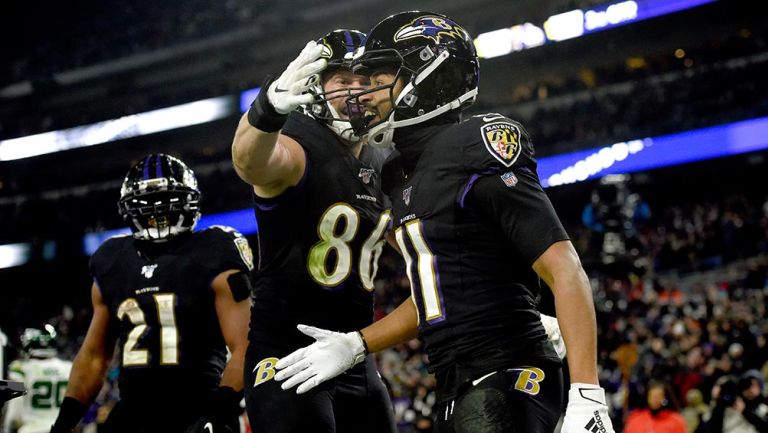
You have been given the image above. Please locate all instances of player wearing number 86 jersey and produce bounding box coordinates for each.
[49,154,254,433]
[273,12,615,433]
[232,30,396,433]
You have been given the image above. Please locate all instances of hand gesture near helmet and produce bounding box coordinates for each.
[267,41,327,114]
[232,41,328,197]
[247,41,327,132]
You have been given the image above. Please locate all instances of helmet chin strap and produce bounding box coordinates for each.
[368,121,395,148]
[326,103,362,144]
[309,82,362,145]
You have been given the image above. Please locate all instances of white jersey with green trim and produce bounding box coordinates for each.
[3,357,72,433]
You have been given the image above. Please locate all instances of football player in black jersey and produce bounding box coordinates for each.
[231,30,397,433]
[49,154,253,433]
[273,12,617,433]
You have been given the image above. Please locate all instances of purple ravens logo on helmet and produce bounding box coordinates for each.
[394,15,469,44]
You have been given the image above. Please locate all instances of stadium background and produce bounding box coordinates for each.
[1,0,766,432]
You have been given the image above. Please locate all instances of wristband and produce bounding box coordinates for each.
[247,77,288,132]
[50,397,88,432]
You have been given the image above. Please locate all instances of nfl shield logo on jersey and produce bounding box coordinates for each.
[481,121,523,167]
[141,264,158,278]
[358,168,375,185]
[501,171,518,187]
[403,186,413,205]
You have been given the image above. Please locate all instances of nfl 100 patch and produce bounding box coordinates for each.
[358,168,375,185]
[480,121,523,167]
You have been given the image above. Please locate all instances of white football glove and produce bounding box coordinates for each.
[267,41,327,114]
[273,325,365,394]
[540,313,566,360]
[562,384,615,433]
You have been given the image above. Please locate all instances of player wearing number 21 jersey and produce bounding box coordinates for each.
[232,30,397,433]
[50,154,254,433]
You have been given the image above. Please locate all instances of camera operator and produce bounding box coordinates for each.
[696,372,767,433]
[581,175,650,277]
[738,370,768,432]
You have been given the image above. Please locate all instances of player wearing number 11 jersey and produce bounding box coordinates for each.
[273,11,616,433]
[231,30,396,433]
[49,154,254,433]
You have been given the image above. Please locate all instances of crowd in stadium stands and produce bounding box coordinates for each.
[472,29,768,156]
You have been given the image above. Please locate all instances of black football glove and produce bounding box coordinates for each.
[49,397,88,433]
[185,417,235,433]
[184,387,242,433]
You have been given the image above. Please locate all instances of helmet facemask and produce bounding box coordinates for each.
[307,29,369,145]
[117,154,201,243]
[345,48,418,148]
[309,66,369,144]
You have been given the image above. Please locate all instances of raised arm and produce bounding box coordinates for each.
[231,41,325,198]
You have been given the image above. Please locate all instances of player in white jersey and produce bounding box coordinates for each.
[2,326,72,433]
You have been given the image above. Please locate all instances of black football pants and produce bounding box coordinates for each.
[434,365,563,433]
[244,344,397,433]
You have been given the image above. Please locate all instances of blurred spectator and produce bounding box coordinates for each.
[737,370,768,432]
[624,380,687,433]
[681,388,710,433]
[697,374,764,433]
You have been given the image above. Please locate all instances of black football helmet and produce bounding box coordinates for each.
[20,324,58,358]
[118,153,201,242]
[348,11,480,148]
[308,29,368,142]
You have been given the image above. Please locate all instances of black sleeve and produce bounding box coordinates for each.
[199,227,255,277]
[88,237,123,288]
[463,167,569,265]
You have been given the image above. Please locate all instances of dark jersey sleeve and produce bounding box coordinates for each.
[464,167,569,265]
[195,226,255,277]
[88,236,127,291]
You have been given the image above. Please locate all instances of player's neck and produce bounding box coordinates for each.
[350,140,363,159]
[135,232,191,257]
[393,124,443,172]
